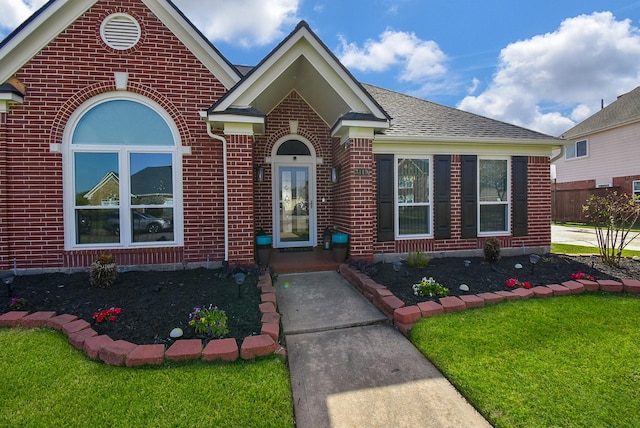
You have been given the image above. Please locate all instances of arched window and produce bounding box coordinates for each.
[276,140,311,156]
[65,96,181,248]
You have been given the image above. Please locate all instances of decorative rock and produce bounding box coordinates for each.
[514,263,523,269]
[633,255,640,262]
[459,284,470,292]
[170,327,183,338]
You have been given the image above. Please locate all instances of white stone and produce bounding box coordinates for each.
[459,284,470,292]
[515,263,523,269]
[633,256,640,262]
[170,327,183,338]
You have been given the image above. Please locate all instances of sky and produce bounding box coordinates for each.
[2,1,640,137]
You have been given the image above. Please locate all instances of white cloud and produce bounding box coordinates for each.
[0,0,48,32]
[173,0,300,47]
[338,29,448,83]
[458,12,640,136]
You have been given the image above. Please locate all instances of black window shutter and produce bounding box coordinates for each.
[433,155,451,239]
[460,155,477,239]
[512,156,528,237]
[376,154,395,241]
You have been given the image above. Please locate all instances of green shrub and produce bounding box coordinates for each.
[483,238,501,263]
[89,254,117,288]
[406,250,430,268]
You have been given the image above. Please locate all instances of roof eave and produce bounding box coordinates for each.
[374,134,565,147]
[561,117,640,140]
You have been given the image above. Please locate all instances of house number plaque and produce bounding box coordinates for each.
[354,168,369,176]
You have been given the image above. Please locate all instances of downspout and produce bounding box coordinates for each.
[550,143,565,163]
[201,113,229,263]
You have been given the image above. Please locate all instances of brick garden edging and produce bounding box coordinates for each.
[0,271,285,367]
[339,264,640,336]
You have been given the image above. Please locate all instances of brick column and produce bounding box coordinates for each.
[345,137,375,261]
[225,134,256,265]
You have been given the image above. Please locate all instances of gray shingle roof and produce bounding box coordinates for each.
[363,84,557,141]
[561,86,640,139]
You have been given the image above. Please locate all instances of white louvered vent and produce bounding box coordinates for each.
[100,14,141,50]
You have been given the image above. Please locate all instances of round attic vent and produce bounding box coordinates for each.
[100,13,141,50]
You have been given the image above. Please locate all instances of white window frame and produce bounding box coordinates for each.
[394,155,433,239]
[633,180,640,199]
[565,139,588,160]
[62,92,184,250]
[478,157,510,236]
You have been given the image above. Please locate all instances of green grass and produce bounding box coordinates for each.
[409,293,640,427]
[0,328,294,427]
[551,242,640,257]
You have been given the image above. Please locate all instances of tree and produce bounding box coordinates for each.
[583,191,640,267]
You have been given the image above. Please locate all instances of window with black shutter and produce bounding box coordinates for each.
[460,155,478,238]
[433,155,451,239]
[512,156,528,236]
[376,154,394,241]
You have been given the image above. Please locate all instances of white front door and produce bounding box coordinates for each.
[274,164,316,248]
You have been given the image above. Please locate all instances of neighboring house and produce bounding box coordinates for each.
[0,0,561,272]
[554,86,640,221]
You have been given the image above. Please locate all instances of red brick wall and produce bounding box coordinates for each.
[344,138,375,260]
[613,175,640,195]
[226,134,255,264]
[373,155,551,256]
[253,91,335,244]
[2,0,228,269]
[555,179,596,191]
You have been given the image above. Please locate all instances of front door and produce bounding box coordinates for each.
[274,165,315,248]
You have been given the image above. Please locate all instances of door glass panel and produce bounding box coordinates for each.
[280,167,309,243]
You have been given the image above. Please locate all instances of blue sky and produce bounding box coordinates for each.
[3,1,640,137]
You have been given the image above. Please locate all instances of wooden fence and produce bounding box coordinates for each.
[552,186,620,223]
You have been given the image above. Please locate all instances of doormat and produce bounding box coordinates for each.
[280,247,313,253]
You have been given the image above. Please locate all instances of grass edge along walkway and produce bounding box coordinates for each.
[0,328,294,428]
[409,293,640,428]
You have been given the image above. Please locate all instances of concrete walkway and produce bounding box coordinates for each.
[276,271,491,428]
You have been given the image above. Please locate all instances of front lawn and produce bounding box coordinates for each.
[0,328,294,427]
[409,293,640,427]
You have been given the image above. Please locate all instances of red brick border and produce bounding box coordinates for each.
[0,271,284,366]
[338,264,629,336]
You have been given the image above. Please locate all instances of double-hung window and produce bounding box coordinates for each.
[566,139,587,159]
[66,96,181,249]
[478,158,509,234]
[396,157,431,236]
[633,180,640,200]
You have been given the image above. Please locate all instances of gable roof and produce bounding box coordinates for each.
[0,0,242,89]
[364,84,559,144]
[561,86,640,140]
[207,21,390,135]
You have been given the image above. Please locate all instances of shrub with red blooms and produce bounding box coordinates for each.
[506,278,532,289]
[570,272,595,281]
[93,307,121,323]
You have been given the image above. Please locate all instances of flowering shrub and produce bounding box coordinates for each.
[9,297,26,310]
[412,277,449,297]
[93,307,121,323]
[188,304,229,338]
[506,278,532,289]
[570,272,595,281]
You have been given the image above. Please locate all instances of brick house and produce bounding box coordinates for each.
[0,0,561,272]
[553,86,640,222]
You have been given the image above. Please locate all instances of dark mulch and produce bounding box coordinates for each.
[1,267,262,346]
[356,254,640,306]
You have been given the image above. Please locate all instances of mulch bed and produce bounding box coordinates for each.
[1,267,262,346]
[358,254,640,306]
